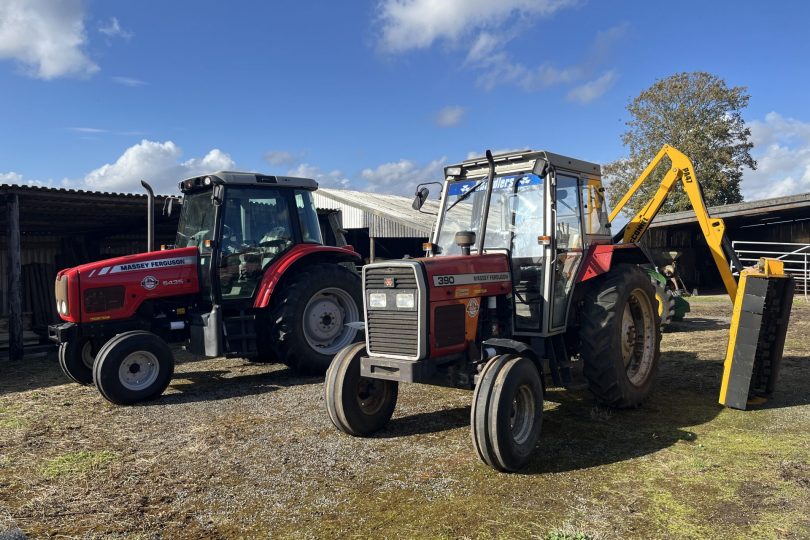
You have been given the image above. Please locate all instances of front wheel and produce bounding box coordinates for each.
[92,331,174,405]
[58,338,97,385]
[471,355,544,472]
[325,342,398,436]
[270,263,362,374]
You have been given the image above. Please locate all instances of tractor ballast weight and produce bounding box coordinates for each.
[50,171,363,404]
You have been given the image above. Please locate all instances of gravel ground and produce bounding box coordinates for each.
[0,297,808,539]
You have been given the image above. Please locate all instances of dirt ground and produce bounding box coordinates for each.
[1,296,808,539]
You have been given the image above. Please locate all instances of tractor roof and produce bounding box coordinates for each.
[179,170,318,192]
[449,149,601,179]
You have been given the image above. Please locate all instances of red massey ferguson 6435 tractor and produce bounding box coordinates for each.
[324,148,794,472]
[49,171,363,405]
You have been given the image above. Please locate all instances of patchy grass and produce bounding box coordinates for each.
[40,450,117,479]
[0,297,807,539]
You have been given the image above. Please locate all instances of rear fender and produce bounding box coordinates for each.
[253,244,362,308]
[576,243,651,283]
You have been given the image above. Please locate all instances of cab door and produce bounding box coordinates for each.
[548,173,584,332]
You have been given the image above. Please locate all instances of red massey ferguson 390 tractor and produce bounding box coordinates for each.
[323,148,793,472]
[49,171,363,405]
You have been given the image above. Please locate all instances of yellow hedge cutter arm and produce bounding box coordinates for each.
[609,145,795,409]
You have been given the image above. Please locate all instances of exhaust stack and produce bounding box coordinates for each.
[141,180,155,252]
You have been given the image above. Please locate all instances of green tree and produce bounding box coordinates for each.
[605,72,756,216]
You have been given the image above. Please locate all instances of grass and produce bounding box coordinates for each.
[0,296,807,539]
[40,450,117,479]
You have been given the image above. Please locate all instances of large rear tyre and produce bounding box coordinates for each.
[270,263,362,375]
[58,338,97,385]
[471,355,543,472]
[580,264,661,408]
[324,342,398,436]
[92,331,174,405]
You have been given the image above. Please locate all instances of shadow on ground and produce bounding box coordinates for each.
[369,349,810,474]
[666,316,729,332]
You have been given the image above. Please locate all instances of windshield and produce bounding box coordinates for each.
[176,191,215,249]
[435,173,545,257]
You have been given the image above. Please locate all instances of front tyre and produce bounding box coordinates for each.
[324,342,398,436]
[58,338,97,385]
[92,331,174,405]
[271,263,362,375]
[580,264,661,408]
[471,355,543,472]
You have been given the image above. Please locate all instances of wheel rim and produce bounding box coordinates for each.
[302,287,359,355]
[355,377,388,415]
[509,384,536,445]
[80,341,94,369]
[621,288,656,387]
[118,351,160,391]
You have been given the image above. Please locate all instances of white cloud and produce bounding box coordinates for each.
[566,70,618,104]
[360,157,447,195]
[83,140,235,194]
[436,105,464,127]
[265,150,302,167]
[287,163,352,189]
[0,0,98,79]
[742,112,810,200]
[69,127,108,134]
[112,76,146,87]
[98,17,132,39]
[376,0,575,53]
[0,171,24,184]
[375,1,624,100]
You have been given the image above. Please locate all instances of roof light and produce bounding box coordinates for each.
[446,167,462,176]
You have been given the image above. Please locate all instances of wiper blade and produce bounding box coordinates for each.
[445,180,485,213]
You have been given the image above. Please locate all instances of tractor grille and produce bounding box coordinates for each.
[365,265,421,359]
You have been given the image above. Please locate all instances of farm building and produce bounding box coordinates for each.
[0,182,437,360]
[643,192,810,294]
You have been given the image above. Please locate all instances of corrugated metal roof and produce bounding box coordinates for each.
[649,192,810,227]
[315,188,440,238]
[0,183,168,199]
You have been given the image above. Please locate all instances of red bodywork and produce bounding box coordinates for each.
[58,247,200,323]
[576,243,646,283]
[253,244,362,308]
[420,254,512,358]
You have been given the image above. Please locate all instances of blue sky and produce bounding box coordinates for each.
[1,0,809,200]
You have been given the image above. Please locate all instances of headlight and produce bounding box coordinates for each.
[369,293,387,308]
[396,293,415,309]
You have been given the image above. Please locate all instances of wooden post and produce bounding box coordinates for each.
[369,236,376,263]
[7,193,23,360]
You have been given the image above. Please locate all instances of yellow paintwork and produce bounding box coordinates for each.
[608,145,738,301]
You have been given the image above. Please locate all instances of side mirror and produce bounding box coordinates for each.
[412,187,429,210]
[212,184,225,207]
[533,157,549,178]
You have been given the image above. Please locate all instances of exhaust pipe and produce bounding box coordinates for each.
[141,180,155,252]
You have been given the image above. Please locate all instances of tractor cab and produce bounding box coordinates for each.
[423,150,611,335]
[175,171,322,306]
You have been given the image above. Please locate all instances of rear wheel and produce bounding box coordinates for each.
[270,263,362,374]
[325,342,398,436]
[92,331,174,405]
[471,355,543,472]
[58,338,97,385]
[580,264,661,408]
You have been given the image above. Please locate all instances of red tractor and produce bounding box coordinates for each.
[50,171,363,405]
[324,147,793,472]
